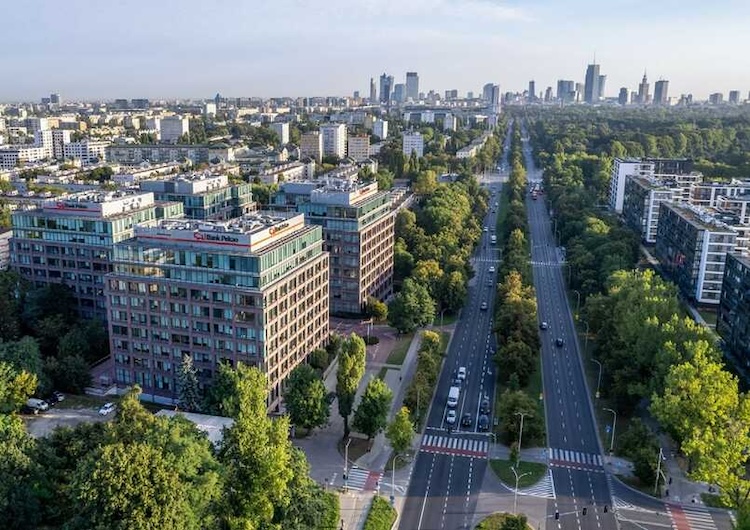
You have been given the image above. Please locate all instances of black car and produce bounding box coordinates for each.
[478,414,490,432]
[555,337,564,347]
[480,399,490,415]
[461,413,473,427]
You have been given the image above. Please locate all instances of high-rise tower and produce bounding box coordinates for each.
[584,63,601,104]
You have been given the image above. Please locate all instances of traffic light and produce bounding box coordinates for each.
[582,508,587,516]
[554,512,559,520]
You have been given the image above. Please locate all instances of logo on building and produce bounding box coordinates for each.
[194,232,240,243]
[268,222,290,236]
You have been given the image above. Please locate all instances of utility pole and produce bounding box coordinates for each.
[654,447,663,495]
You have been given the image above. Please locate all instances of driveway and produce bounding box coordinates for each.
[23,407,111,438]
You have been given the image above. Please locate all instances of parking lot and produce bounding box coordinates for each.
[23,407,112,438]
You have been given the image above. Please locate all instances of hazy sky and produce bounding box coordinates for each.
[3,0,749,101]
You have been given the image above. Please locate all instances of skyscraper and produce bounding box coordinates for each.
[729,90,741,104]
[528,80,536,103]
[637,72,650,104]
[369,78,377,103]
[393,83,406,103]
[584,63,601,104]
[405,72,419,102]
[654,80,669,106]
[598,75,607,100]
[379,73,393,103]
[618,87,629,105]
[556,80,575,103]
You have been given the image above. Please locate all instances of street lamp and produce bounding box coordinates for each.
[391,453,404,506]
[515,412,531,460]
[582,320,590,354]
[344,438,352,491]
[591,358,602,400]
[511,466,531,515]
[604,408,617,454]
[572,290,581,313]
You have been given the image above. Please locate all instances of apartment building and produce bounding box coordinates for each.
[402,132,424,158]
[160,115,190,143]
[11,191,179,321]
[690,180,750,208]
[717,253,750,367]
[139,173,253,220]
[609,157,698,213]
[347,135,371,162]
[107,144,211,165]
[372,119,388,140]
[655,203,737,305]
[63,139,109,165]
[270,122,290,145]
[0,229,11,270]
[256,161,309,185]
[622,175,688,243]
[278,179,394,314]
[299,131,323,164]
[320,123,347,159]
[105,212,329,408]
[0,146,48,169]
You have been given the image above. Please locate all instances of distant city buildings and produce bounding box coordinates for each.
[320,123,347,159]
[406,72,419,102]
[299,131,323,164]
[347,135,371,162]
[637,73,651,104]
[583,63,601,104]
[372,119,388,140]
[654,80,669,106]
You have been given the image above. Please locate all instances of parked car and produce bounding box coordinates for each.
[26,398,49,413]
[98,402,116,416]
[461,413,473,427]
[478,414,490,432]
[446,409,457,425]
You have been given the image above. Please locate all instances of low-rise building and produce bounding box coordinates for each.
[717,253,750,368]
[63,140,109,165]
[0,146,48,170]
[105,212,330,408]
[255,161,308,185]
[106,144,211,165]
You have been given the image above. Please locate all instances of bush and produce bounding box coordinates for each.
[364,336,380,345]
[363,495,396,530]
[309,348,330,372]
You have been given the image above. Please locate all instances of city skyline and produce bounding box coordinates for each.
[3,0,750,101]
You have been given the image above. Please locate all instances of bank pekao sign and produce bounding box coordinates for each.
[193,232,243,244]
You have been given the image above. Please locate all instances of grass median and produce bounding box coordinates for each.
[489,459,547,488]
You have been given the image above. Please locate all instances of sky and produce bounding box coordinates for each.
[3,0,749,102]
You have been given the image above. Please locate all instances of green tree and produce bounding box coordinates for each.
[413,170,438,195]
[0,414,40,529]
[0,271,21,341]
[0,361,37,413]
[203,362,241,417]
[387,278,436,333]
[284,364,329,432]
[44,353,91,394]
[365,296,388,322]
[439,270,467,313]
[177,354,202,412]
[376,169,395,190]
[497,389,543,446]
[353,377,393,439]
[336,334,366,437]
[386,406,414,455]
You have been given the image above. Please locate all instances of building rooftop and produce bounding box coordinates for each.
[667,203,737,233]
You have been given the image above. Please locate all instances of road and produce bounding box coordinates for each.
[397,131,510,530]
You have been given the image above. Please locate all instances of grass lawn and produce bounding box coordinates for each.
[435,312,459,327]
[363,495,397,530]
[697,308,718,328]
[377,366,389,380]
[61,393,112,409]
[386,333,414,365]
[476,512,532,530]
[490,459,547,488]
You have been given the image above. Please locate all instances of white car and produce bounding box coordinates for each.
[483,227,488,232]
[488,266,495,273]
[98,402,116,416]
[457,367,467,381]
[446,409,457,425]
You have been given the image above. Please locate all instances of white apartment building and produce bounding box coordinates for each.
[299,131,323,163]
[160,115,189,143]
[373,119,388,140]
[34,129,54,159]
[63,140,109,165]
[257,161,307,184]
[347,135,370,162]
[402,132,424,158]
[320,123,347,159]
[271,122,290,145]
[609,158,699,213]
[52,129,72,159]
[444,114,457,132]
[0,146,48,169]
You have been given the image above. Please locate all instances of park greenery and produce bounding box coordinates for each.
[336,333,367,438]
[353,377,393,440]
[386,406,415,455]
[362,495,397,530]
[0,364,339,529]
[403,330,445,426]
[526,105,750,508]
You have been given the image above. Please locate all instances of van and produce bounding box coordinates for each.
[447,386,460,408]
[26,398,49,413]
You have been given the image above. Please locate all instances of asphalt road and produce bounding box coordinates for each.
[398,131,511,530]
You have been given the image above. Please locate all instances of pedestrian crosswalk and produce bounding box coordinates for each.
[667,504,717,530]
[517,468,556,499]
[344,466,381,492]
[420,435,489,458]
[548,448,603,469]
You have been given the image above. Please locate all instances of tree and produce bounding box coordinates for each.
[353,377,393,440]
[501,513,528,530]
[376,169,394,191]
[365,296,388,322]
[177,354,201,412]
[439,270,467,313]
[497,389,543,446]
[0,362,37,413]
[0,271,21,341]
[218,364,294,529]
[336,334,366,437]
[0,414,40,529]
[284,364,329,432]
[44,354,91,394]
[387,278,436,333]
[413,170,438,195]
[203,362,240,417]
[386,406,414,455]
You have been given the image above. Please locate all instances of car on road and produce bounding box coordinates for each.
[488,266,495,273]
[26,398,49,413]
[480,398,490,415]
[446,409,457,425]
[480,301,488,311]
[98,402,116,416]
[555,337,564,348]
[483,227,488,232]
[478,414,490,432]
[540,321,549,330]
[461,413,473,427]
[457,367,466,381]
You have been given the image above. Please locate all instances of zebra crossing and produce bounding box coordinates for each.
[420,435,489,458]
[666,504,717,530]
[517,468,556,499]
[344,466,381,492]
[548,447,603,470]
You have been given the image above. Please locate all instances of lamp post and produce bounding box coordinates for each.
[572,290,581,313]
[604,408,617,454]
[515,412,531,460]
[344,438,352,491]
[591,358,602,400]
[512,466,532,515]
[441,308,447,328]
[391,453,403,506]
[582,320,590,354]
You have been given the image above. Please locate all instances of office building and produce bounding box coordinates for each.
[717,253,750,367]
[372,119,388,140]
[557,80,575,103]
[406,72,419,102]
[653,80,669,106]
[279,180,394,314]
[528,80,536,103]
[160,115,190,143]
[483,83,495,103]
[271,122,290,145]
[139,173,253,221]
[638,73,650,104]
[299,131,323,163]
[369,78,377,103]
[655,203,738,305]
[709,93,724,105]
[105,212,330,408]
[50,93,61,105]
[584,63,601,104]
[544,87,553,102]
[618,87,629,105]
[379,73,393,103]
[444,114,457,132]
[204,102,217,117]
[63,140,109,165]
[347,135,371,162]
[598,75,607,100]
[393,84,406,104]
[729,91,741,105]
[11,191,176,321]
[402,132,424,158]
[320,123,347,159]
